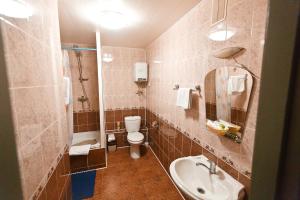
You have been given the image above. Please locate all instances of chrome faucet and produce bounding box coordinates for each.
[196,160,217,174]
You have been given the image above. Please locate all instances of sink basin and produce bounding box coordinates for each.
[170,155,245,200]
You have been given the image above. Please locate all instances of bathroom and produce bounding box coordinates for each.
[0,0,300,200]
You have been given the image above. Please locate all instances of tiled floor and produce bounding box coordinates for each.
[86,147,183,200]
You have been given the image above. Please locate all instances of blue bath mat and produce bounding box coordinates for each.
[71,170,96,200]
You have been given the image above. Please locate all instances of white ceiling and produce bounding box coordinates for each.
[58,0,200,48]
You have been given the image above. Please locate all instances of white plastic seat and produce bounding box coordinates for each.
[127,132,144,144]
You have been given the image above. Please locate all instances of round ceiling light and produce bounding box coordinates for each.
[0,0,33,19]
[84,1,139,30]
[98,11,129,30]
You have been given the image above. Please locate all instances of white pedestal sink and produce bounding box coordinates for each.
[170,155,245,200]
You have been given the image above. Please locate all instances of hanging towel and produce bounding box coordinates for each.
[64,76,71,105]
[176,88,192,109]
[227,74,247,95]
[69,144,91,156]
[62,50,73,146]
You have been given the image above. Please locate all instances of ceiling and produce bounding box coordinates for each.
[58,0,200,48]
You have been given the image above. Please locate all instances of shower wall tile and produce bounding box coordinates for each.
[19,136,46,199]
[0,0,69,199]
[1,25,54,88]
[66,43,100,112]
[41,122,61,169]
[12,86,57,147]
[73,111,100,133]
[146,0,268,185]
[102,46,146,110]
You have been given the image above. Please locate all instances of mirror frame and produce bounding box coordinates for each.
[204,66,254,143]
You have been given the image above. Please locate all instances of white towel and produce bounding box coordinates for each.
[62,50,70,69]
[176,88,192,109]
[69,144,91,156]
[63,76,71,105]
[228,74,246,95]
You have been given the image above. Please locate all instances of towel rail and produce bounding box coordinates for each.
[173,84,201,93]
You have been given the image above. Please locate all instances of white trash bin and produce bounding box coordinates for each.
[107,133,116,152]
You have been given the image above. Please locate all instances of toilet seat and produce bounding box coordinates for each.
[127,132,144,144]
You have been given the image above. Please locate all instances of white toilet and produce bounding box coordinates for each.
[125,116,144,159]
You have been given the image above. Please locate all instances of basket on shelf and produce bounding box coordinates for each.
[206,124,228,136]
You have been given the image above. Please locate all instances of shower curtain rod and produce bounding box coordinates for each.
[61,46,97,51]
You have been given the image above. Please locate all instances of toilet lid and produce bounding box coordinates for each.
[127,132,144,142]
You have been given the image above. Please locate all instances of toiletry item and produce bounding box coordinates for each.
[117,121,121,131]
[225,132,242,143]
[152,121,158,128]
[219,119,241,133]
[206,120,229,135]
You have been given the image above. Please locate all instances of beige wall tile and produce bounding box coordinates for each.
[19,136,46,199]
[146,0,268,174]
[0,0,68,199]
[102,46,146,110]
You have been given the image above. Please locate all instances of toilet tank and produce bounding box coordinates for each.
[125,116,141,132]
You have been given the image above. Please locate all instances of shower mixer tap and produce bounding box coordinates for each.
[79,77,89,82]
[78,96,88,102]
[78,96,89,111]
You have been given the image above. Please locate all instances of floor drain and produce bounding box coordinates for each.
[197,188,205,194]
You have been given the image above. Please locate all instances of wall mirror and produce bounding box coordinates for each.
[211,0,228,25]
[204,66,253,143]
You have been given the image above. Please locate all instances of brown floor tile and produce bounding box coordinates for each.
[143,177,181,200]
[87,147,183,200]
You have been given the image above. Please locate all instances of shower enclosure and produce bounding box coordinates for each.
[62,41,106,172]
